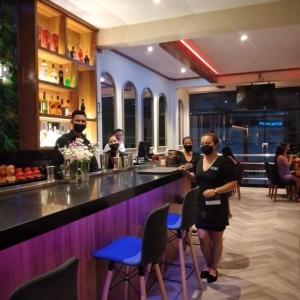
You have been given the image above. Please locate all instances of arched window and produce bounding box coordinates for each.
[123,81,136,148]
[142,88,153,146]
[158,94,167,146]
[178,100,184,144]
[100,72,115,147]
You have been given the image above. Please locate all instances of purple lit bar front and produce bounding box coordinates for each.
[0,177,189,300]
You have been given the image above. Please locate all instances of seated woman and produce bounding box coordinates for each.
[104,135,126,169]
[275,143,300,202]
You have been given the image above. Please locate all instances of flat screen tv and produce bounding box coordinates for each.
[236,83,276,109]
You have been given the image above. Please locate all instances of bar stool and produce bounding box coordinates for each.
[10,257,79,300]
[93,203,170,300]
[166,187,203,300]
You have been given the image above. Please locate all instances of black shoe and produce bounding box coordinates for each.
[207,270,218,283]
[200,270,209,279]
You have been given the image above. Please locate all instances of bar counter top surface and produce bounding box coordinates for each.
[0,166,182,250]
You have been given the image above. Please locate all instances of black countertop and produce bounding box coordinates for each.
[0,168,182,250]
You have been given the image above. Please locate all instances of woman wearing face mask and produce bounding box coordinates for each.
[177,136,200,167]
[181,133,236,283]
[105,135,126,169]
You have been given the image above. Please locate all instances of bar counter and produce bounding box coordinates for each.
[0,167,190,299]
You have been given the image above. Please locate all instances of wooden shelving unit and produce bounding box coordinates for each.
[18,0,98,149]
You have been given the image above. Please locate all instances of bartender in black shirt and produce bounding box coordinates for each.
[53,110,99,172]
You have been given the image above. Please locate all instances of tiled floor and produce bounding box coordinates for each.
[148,187,300,300]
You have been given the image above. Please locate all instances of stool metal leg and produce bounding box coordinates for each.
[139,266,147,300]
[154,263,168,300]
[186,230,203,290]
[124,266,129,300]
[102,262,114,300]
[178,231,189,300]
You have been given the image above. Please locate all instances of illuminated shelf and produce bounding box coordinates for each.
[39,114,97,122]
[39,80,77,92]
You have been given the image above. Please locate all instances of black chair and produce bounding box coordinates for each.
[93,203,170,300]
[166,187,203,300]
[265,162,294,201]
[10,257,79,300]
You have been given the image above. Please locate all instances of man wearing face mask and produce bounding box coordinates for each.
[53,110,99,172]
[104,135,126,169]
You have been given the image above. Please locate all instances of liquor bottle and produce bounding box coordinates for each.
[39,60,48,80]
[58,65,64,85]
[65,99,71,116]
[64,68,71,87]
[56,95,62,115]
[84,52,90,65]
[70,46,76,59]
[49,95,56,115]
[49,64,58,83]
[41,91,49,114]
[77,45,83,63]
[61,99,65,116]
[80,98,85,113]
[38,93,42,113]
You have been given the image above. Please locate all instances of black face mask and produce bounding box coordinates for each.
[184,145,193,152]
[109,143,119,150]
[201,145,214,156]
[73,123,86,133]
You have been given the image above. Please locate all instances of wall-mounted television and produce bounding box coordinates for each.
[236,83,276,110]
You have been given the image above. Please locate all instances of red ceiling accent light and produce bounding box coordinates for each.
[179,39,218,75]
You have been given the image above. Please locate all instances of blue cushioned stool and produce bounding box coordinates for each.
[93,203,170,300]
[165,187,203,300]
[10,257,79,300]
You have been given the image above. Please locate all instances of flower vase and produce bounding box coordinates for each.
[69,160,79,183]
[63,159,70,179]
[80,159,90,181]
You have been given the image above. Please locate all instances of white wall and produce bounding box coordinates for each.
[97,50,179,152]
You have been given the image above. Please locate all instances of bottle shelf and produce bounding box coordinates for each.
[39,80,77,92]
[38,48,95,71]
[38,48,71,65]
[39,114,97,122]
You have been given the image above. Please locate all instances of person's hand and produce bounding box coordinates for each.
[203,189,216,198]
[178,165,187,171]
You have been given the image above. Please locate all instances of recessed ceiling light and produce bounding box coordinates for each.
[240,34,248,42]
[180,68,186,74]
[153,0,161,4]
[147,46,153,53]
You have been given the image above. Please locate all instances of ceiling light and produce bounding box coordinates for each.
[100,77,104,82]
[179,39,218,74]
[240,34,248,42]
[147,46,153,53]
[180,68,186,74]
[153,0,160,4]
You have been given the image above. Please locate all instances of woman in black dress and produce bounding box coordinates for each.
[104,135,126,169]
[176,136,200,167]
[182,133,236,283]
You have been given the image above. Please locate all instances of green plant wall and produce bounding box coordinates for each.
[0,0,18,151]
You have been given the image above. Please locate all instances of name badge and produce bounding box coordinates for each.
[205,199,221,206]
[211,166,219,171]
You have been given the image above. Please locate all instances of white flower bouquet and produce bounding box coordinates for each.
[59,138,98,182]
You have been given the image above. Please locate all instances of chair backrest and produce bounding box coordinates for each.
[268,162,284,185]
[235,162,244,184]
[141,203,170,265]
[181,187,199,230]
[264,162,271,180]
[10,257,79,300]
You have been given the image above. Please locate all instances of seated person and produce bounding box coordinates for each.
[105,135,126,169]
[176,136,200,168]
[53,110,99,173]
[275,143,300,202]
[103,129,125,152]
